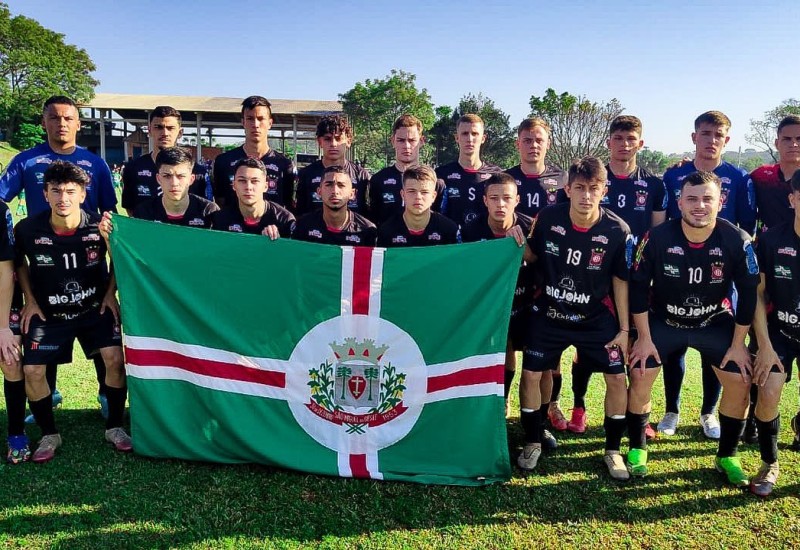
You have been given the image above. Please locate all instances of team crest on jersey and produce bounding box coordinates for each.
[720,188,730,206]
[635,190,648,208]
[268,178,277,190]
[588,248,605,269]
[710,262,724,283]
[34,237,53,246]
[775,265,792,280]
[778,247,797,257]
[428,233,442,241]
[667,246,684,256]
[607,346,622,367]
[592,235,609,245]
[86,248,100,266]
[546,190,557,205]
[550,225,566,236]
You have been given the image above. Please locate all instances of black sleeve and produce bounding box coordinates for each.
[356,169,370,217]
[189,165,209,199]
[612,230,634,281]
[629,230,654,314]
[295,170,310,217]
[282,160,296,209]
[733,237,760,325]
[276,205,297,237]
[120,162,136,210]
[368,174,382,224]
[212,157,230,205]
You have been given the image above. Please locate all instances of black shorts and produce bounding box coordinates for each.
[767,328,799,381]
[644,316,740,374]
[523,313,625,375]
[23,309,121,366]
[508,306,530,352]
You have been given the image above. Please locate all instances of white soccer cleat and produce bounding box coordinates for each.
[657,412,680,436]
[700,413,721,440]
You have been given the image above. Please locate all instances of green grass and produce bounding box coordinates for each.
[0,141,19,170]
[1,350,799,549]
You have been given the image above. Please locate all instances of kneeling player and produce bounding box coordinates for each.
[15,161,131,463]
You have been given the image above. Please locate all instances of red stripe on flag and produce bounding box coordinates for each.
[125,347,286,388]
[427,365,504,393]
[350,453,370,478]
[351,247,373,315]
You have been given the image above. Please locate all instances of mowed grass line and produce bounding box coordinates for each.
[1,349,799,549]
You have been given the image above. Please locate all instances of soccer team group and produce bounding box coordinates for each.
[0,94,799,496]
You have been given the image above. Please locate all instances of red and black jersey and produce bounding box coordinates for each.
[121,154,209,212]
[295,160,370,217]
[437,161,503,228]
[133,195,219,228]
[369,165,404,224]
[212,147,296,208]
[756,222,800,341]
[602,164,667,244]
[631,218,759,328]
[212,202,296,237]
[504,164,566,218]
[14,210,109,320]
[292,210,376,246]
[751,163,794,235]
[528,203,632,326]
[377,212,460,247]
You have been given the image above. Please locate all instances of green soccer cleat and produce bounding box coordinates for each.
[627,448,648,477]
[715,456,749,488]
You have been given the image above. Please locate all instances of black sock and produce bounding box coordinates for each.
[604,416,626,451]
[45,363,58,393]
[539,403,549,436]
[748,384,759,414]
[627,411,649,450]
[104,386,127,429]
[663,355,686,414]
[29,394,58,435]
[700,359,722,416]
[756,415,780,464]
[551,374,562,403]
[572,362,591,409]
[521,409,542,444]
[717,414,746,458]
[94,355,108,396]
[4,379,27,436]
[503,369,515,400]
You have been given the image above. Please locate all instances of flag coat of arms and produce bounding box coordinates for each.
[111,216,519,485]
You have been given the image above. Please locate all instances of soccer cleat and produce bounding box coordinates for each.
[700,413,721,440]
[645,423,657,441]
[657,412,680,436]
[567,407,587,433]
[604,450,630,481]
[542,429,559,451]
[791,412,800,451]
[750,461,779,497]
[6,435,31,464]
[715,456,749,488]
[98,393,109,420]
[104,427,133,453]
[741,415,758,444]
[517,443,542,471]
[626,448,648,477]
[548,402,568,431]
[32,434,62,464]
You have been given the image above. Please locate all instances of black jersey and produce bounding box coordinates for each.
[212,147,296,208]
[295,160,370,217]
[630,218,759,329]
[0,201,13,262]
[528,203,632,326]
[504,164,566,218]
[437,161,503,227]
[133,195,219,228]
[601,164,667,244]
[751,164,794,234]
[377,212,460,248]
[369,165,404,224]
[292,210,377,246]
[756,222,800,340]
[120,154,209,212]
[14,210,109,320]
[212,201,296,237]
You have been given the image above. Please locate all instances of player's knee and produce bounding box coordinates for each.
[0,361,23,381]
[23,364,45,381]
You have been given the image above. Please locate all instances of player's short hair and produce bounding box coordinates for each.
[322,165,349,178]
[483,173,517,195]
[681,170,721,191]
[233,157,266,177]
[568,156,607,185]
[149,106,181,123]
[694,111,731,130]
[609,115,642,136]
[517,117,551,136]
[402,165,437,188]
[155,147,194,171]
[789,169,800,192]
[42,95,77,113]
[392,114,423,135]
[241,95,273,118]
[777,115,800,135]
[316,115,353,140]
[456,113,484,127]
[43,160,90,189]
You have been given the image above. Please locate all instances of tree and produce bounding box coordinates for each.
[746,99,800,162]
[340,70,434,172]
[637,147,671,176]
[528,88,624,169]
[429,105,457,166]
[0,3,98,141]
[9,121,44,150]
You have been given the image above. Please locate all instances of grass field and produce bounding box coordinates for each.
[1,349,799,549]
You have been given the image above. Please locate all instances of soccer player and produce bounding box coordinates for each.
[377,165,459,247]
[212,96,295,209]
[437,114,503,228]
[514,157,633,478]
[292,165,376,246]
[213,158,295,239]
[121,106,210,216]
[295,115,369,217]
[628,171,759,485]
[659,111,757,439]
[15,161,131,463]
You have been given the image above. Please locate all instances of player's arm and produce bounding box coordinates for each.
[628,233,660,372]
[650,210,666,228]
[368,174,381,224]
[608,276,630,363]
[120,161,137,216]
[435,177,447,214]
[0,259,19,365]
[0,156,23,202]
[722,238,759,381]
[294,171,310,216]
[752,273,782,386]
[282,162,297,209]
[97,162,118,213]
[16,261,44,334]
[736,174,757,235]
[356,170,370,216]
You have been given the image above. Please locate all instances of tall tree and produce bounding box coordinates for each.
[637,147,671,176]
[429,105,457,166]
[528,88,623,169]
[746,99,800,162]
[340,70,434,172]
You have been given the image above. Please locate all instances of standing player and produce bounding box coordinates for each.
[378,166,459,247]
[15,161,131,462]
[515,157,633,478]
[121,106,210,216]
[628,171,759,484]
[295,116,369,217]
[292,165,376,246]
[437,114,503,229]
[212,96,295,209]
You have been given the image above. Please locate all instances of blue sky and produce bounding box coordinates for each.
[10,0,800,155]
